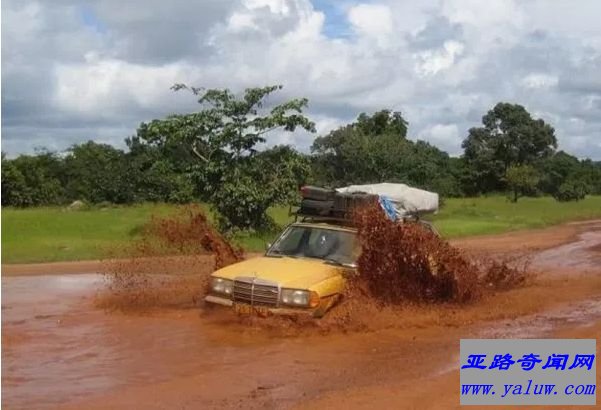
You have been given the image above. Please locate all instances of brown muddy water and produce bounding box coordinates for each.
[2,222,601,409]
[532,223,601,271]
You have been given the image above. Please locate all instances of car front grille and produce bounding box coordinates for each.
[233,277,279,307]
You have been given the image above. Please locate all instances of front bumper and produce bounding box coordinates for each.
[204,294,318,317]
[204,294,234,307]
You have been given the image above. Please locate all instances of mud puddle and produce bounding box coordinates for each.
[531,222,601,272]
[480,297,601,338]
[4,273,425,409]
[2,275,116,408]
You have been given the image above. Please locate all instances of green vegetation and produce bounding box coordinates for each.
[431,195,601,237]
[3,196,601,264]
[4,93,601,231]
[2,86,601,264]
[1,203,290,264]
[2,204,177,264]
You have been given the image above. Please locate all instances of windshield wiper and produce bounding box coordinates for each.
[266,250,301,259]
[265,249,283,258]
[323,257,356,268]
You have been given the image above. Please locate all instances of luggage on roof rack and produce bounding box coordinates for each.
[336,183,439,217]
[294,186,377,221]
[293,183,439,223]
[300,186,335,201]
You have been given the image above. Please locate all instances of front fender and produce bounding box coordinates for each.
[308,272,345,298]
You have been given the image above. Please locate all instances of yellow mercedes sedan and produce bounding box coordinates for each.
[204,221,358,317]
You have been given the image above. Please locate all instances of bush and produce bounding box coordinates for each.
[553,180,587,202]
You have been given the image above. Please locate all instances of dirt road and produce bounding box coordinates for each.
[2,221,600,409]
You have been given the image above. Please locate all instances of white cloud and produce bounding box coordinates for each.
[418,123,461,154]
[414,40,465,76]
[347,4,393,44]
[521,73,559,89]
[2,0,601,160]
[227,12,259,32]
[53,59,200,116]
[442,0,522,27]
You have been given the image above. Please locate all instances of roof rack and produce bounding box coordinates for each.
[288,206,355,225]
[290,185,378,226]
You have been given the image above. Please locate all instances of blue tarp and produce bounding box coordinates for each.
[378,195,397,221]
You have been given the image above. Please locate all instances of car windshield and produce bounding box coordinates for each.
[267,225,357,266]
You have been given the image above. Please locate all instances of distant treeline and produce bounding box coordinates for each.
[2,85,600,229]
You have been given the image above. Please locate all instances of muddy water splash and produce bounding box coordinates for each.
[349,204,527,303]
[97,206,243,311]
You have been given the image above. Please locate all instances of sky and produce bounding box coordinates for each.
[2,0,601,158]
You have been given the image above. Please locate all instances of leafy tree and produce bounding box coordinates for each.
[63,141,134,204]
[7,152,65,206]
[354,110,408,137]
[311,110,460,196]
[407,140,458,194]
[137,85,315,229]
[125,138,196,203]
[576,159,601,195]
[505,165,540,202]
[537,151,581,195]
[134,160,195,204]
[311,110,408,186]
[1,154,29,206]
[211,146,310,230]
[462,103,557,193]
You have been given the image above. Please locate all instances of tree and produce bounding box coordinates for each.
[137,85,315,230]
[1,154,29,206]
[310,110,460,196]
[462,103,557,194]
[537,151,581,195]
[63,141,134,204]
[355,110,408,137]
[6,151,65,206]
[125,137,196,203]
[574,159,601,195]
[505,165,540,202]
[311,110,410,185]
[211,146,310,230]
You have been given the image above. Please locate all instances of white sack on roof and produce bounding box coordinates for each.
[336,183,439,217]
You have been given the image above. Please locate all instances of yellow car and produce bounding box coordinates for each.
[204,221,358,317]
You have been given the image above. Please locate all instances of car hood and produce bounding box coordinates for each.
[212,256,343,289]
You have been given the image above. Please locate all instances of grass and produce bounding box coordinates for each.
[431,195,601,237]
[2,196,601,264]
[1,204,178,264]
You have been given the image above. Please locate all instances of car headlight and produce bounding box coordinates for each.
[211,277,233,296]
[280,289,320,308]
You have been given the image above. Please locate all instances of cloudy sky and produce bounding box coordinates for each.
[2,0,601,158]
